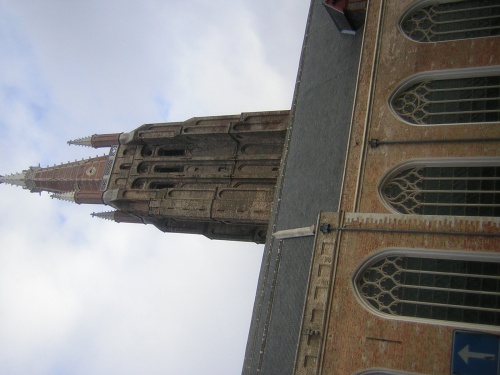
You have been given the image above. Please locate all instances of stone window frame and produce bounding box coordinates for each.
[399,0,500,43]
[351,247,500,332]
[377,157,500,216]
[388,66,500,126]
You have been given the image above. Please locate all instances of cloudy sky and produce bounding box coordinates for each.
[0,1,308,374]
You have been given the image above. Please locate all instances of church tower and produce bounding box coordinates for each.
[0,110,289,243]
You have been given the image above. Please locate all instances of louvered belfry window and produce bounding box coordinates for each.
[380,162,500,217]
[401,0,500,42]
[390,73,500,125]
[355,251,500,326]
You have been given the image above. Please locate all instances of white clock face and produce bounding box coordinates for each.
[86,166,97,176]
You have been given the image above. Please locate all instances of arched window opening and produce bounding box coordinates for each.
[132,179,147,189]
[158,148,187,157]
[119,163,131,170]
[353,249,500,327]
[149,182,174,190]
[400,0,500,43]
[390,70,500,125]
[379,159,500,216]
[153,166,183,174]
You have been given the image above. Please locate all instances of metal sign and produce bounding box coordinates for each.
[451,330,500,375]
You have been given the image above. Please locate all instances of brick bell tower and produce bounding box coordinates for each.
[0,110,289,243]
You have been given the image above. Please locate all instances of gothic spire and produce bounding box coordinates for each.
[0,153,109,195]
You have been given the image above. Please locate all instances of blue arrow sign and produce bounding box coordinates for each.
[451,330,500,375]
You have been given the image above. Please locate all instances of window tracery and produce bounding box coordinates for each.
[353,249,500,328]
[390,70,500,125]
[379,159,500,216]
[401,0,500,43]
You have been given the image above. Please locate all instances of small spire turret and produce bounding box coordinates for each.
[67,136,93,147]
[91,210,144,224]
[68,133,120,148]
[51,191,76,203]
[91,211,116,221]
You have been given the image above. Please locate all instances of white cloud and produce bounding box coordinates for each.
[0,0,308,374]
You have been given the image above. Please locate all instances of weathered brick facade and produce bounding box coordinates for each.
[291,1,500,374]
[105,110,289,242]
[295,213,500,374]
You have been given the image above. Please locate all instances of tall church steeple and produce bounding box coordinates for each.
[1,110,289,243]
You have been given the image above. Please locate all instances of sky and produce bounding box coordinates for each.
[0,1,309,374]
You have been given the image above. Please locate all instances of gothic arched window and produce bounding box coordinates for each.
[353,249,500,328]
[379,159,500,217]
[389,69,500,125]
[131,179,147,189]
[400,0,500,43]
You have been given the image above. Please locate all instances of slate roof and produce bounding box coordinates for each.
[242,1,364,373]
